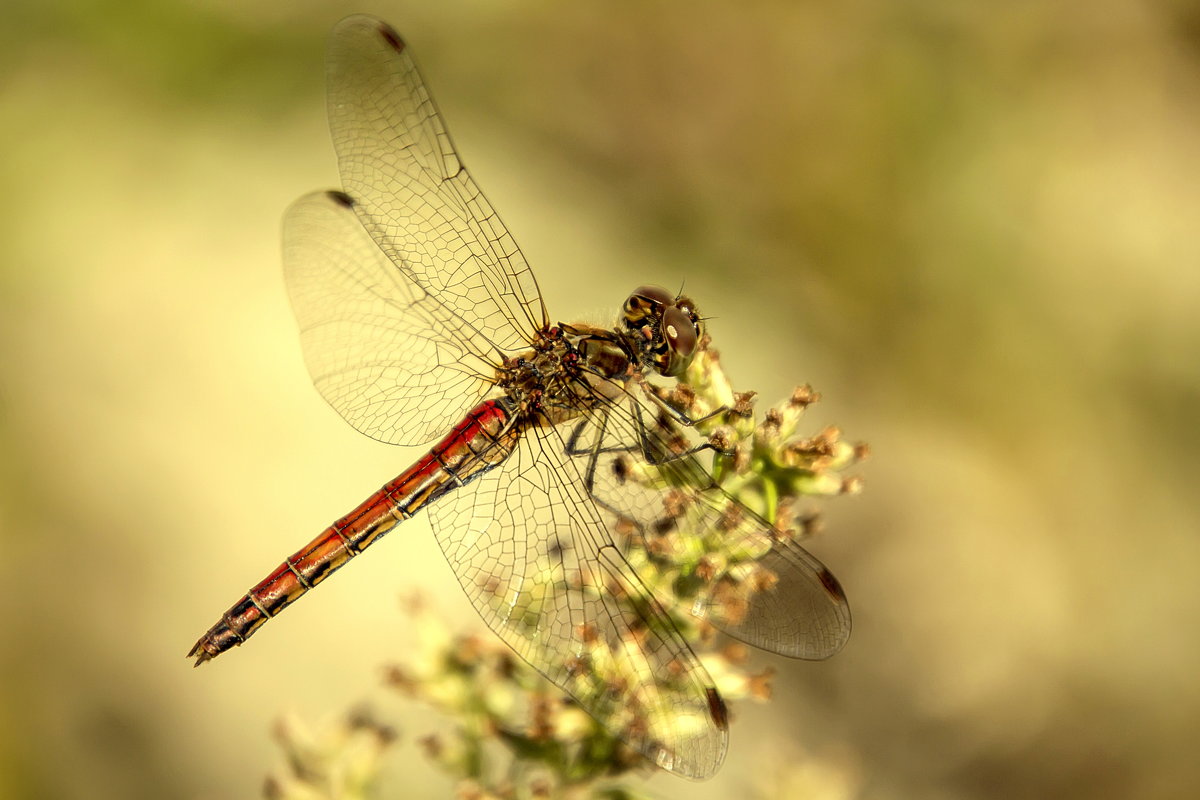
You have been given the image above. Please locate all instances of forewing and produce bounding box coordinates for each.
[325,15,546,350]
[283,191,498,444]
[576,390,852,660]
[426,422,728,779]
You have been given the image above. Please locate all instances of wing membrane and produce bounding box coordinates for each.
[571,385,852,660]
[283,191,499,444]
[326,16,546,351]
[427,421,728,779]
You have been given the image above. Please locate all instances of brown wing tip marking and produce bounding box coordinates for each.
[706,686,729,731]
[377,22,405,53]
[326,189,355,209]
[818,567,846,600]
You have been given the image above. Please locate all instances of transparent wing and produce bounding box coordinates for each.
[427,422,728,779]
[283,190,499,444]
[326,15,547,350]
[571,386,852,660]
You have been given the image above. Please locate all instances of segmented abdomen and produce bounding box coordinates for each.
[188,399,515,665]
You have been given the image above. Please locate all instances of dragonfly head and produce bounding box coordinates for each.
[621,285,703,378]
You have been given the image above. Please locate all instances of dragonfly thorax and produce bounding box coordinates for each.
[496,327,597,424]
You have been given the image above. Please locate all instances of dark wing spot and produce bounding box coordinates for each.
[377,22,405,52]
[547,536,570,559]
[818,567,846,600]
[706,687,729,731]
[327,190,355,208]
[652,516,676,536]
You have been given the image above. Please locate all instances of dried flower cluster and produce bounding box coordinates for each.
[266,337,865,799]
[266,708,396,800]
[626,339,866,648]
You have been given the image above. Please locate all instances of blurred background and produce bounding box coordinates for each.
[2,0,1198,798]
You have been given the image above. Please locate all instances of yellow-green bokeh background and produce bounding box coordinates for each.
[2,1,1198,798]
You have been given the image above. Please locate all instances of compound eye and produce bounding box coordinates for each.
[627,285,675,310]
[662,306,698,371]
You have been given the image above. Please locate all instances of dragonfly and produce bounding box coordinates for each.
[188,15,850,780]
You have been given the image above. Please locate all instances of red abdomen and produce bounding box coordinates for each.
[188,400,515,664]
